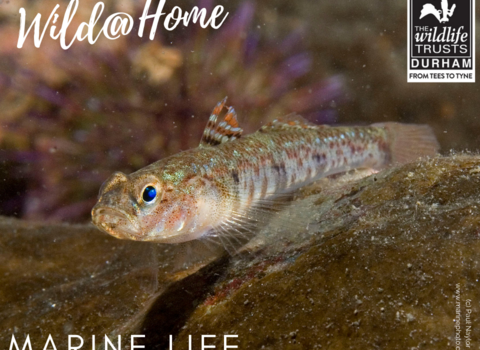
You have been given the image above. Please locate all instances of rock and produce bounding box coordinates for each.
[2,154,480,349]
[169,154,480,349]
[0,218,221,350]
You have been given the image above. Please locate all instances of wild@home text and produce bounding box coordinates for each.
[17,0,229,49]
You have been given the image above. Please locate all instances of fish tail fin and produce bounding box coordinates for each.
[373,122,440,164]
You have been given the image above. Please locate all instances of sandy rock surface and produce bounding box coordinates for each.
[2,154,480,349]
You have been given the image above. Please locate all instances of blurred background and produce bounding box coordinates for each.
[0,0,478,222]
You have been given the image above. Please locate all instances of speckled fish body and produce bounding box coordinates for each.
[92,99,439,244]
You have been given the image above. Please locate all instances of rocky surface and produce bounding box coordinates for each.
[155,154,480,349]
[2,154,480,349]
[0,219,222,350]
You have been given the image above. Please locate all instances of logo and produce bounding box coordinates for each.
[408,0,475,82]
[420,0,456,22]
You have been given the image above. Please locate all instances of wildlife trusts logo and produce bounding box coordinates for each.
[407,0,475,82]
[420,0,456,23]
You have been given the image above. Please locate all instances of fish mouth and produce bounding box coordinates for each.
[91,206,142,240]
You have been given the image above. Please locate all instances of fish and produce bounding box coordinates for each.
[91,98,439,246]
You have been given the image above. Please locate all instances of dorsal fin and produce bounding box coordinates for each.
[259,113,328,132]
[199,98,243,147]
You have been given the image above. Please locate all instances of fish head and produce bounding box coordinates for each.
[92,170,222,243]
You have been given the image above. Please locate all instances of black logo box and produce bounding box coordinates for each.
[410,0,473,58]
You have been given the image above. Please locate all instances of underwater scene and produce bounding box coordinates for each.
[0,0,479,348]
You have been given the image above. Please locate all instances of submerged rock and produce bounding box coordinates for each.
[0,219,222,350]
[2,154,480,349]
[169,154,480,349]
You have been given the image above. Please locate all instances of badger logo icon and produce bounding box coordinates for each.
[420,0,456,23]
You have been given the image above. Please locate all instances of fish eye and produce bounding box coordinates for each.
[142,185,157,203]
